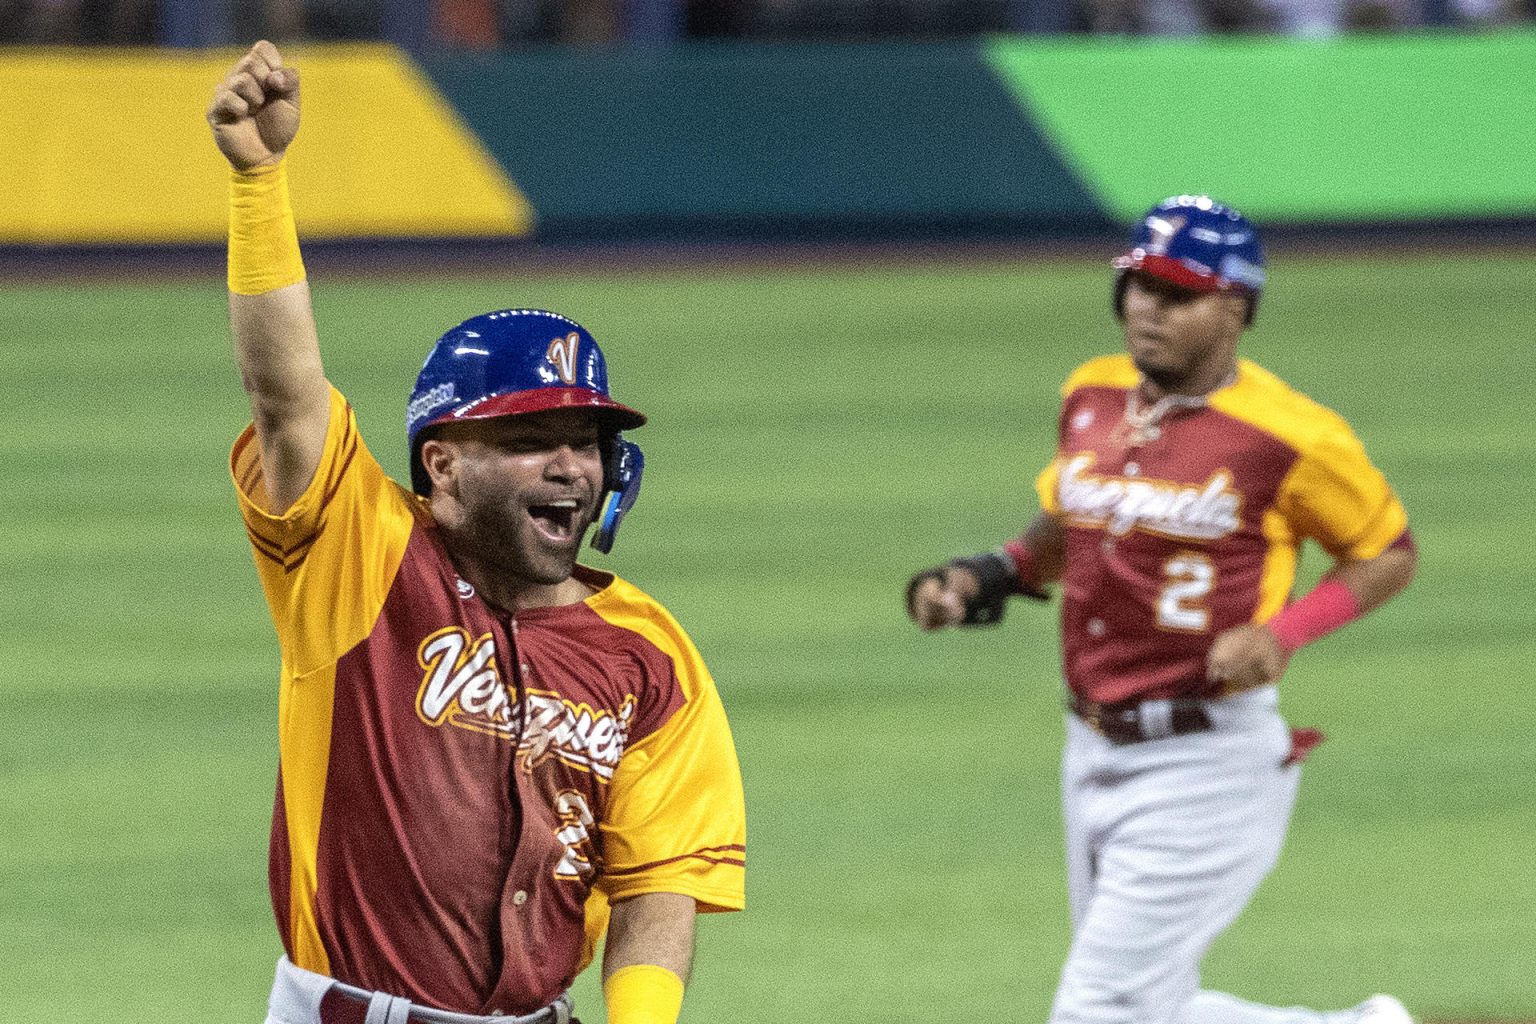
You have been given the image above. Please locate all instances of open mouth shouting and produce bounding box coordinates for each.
[527,497,587,545]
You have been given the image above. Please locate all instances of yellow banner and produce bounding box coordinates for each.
[0,44,534,243]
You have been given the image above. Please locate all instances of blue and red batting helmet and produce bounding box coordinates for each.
[1112,195,1266,325]
[406,309,647,551]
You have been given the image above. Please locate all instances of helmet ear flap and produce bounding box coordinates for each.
[592,434,644,554]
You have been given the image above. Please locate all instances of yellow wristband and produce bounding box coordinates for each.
[228,160,306,296]
[603,964,685,1024]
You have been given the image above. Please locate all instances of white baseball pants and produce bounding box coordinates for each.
[1048,685,1335,1024]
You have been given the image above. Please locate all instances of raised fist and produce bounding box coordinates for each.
[207,40,301,171]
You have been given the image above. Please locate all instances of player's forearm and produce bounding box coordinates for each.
[907,510,1063,628]
[602,892,694,1024]
[603,892,694,982]
[999,511,1065,596]
[1265,534,1416,654]
[1323,539,1417,615]
[227,160,325,404]
[227,161,330,509]
[1015,511,1067,585]
[231,284,327,418]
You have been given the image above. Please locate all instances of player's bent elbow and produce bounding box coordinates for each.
[1388,544,1417,597]
[1353,544,1418,614]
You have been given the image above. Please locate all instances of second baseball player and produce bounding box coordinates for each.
[908,196,1418,1024]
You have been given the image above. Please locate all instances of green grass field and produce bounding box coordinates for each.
[2,250,1532,1021]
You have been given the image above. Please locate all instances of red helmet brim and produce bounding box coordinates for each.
[427,386,647,433]
[1113,252,1253,294]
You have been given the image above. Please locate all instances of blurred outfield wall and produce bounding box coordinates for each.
[2,30,1532,246]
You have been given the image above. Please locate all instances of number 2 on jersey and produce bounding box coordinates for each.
[1158,553,1215,631]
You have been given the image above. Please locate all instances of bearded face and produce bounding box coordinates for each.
[422,410,605,588]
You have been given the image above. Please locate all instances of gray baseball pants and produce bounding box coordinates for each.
[1049,685,1340,1024]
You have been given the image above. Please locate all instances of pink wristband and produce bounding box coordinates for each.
[1002,540,1038,591]
[1265,579,1362,653]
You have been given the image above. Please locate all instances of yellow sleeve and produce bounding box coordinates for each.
[1035,357,1125,514]
[1035,458,1062,515]
[594,623,746,913]
[230,385,417,674]
[1276,418,1408,562]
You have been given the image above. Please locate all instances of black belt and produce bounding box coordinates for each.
[1070,694,1213,745]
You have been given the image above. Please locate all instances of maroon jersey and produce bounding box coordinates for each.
[1035,356,1408,705]
[233,388,745,1015]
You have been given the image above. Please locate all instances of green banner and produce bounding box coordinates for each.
[984,30,1536,223]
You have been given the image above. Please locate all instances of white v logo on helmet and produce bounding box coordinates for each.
[547,333,580,384]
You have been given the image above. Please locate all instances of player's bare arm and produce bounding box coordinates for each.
[1019,511,1067,581]
[908,511,1064,630]
[1206,543,1418,689]
[604,892,696,982]
[602,892,696,1020]
[1327,542,1417,613]
[209,40,329,514]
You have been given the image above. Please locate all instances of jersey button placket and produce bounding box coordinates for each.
[500,614,536,930]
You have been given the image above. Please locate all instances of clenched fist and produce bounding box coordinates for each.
[207,40,300,171]
[907,565,980,631]
[1205,622,1291,691]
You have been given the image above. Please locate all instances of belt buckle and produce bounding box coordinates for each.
[1093,700,1141,745]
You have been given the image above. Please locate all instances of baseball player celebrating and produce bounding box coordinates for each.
[209,42,745,1024]
[907,196,1417,1024]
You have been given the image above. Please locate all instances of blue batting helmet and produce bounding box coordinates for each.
[1112,195,1266,324]
[407,309,647,552]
